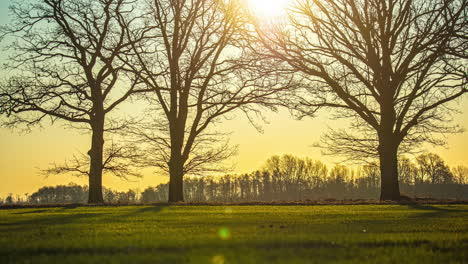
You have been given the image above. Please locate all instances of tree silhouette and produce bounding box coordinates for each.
[2,152,465,205]
[122,0,289,202]
[252,0,467,200]
[0,0,148,203]
[137,153,468,202]
[41,141,142,179]
[451,165,468,184]
[416,153,454,184]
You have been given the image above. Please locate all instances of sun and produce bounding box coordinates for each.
[246,0,290,18]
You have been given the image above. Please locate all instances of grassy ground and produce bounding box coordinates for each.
[0,204,467,263]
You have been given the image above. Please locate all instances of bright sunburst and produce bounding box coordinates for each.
[247,0,290,18]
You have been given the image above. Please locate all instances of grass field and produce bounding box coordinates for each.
[0,204,467,263]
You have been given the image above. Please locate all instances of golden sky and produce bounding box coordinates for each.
[1,101,467,198]
[0,0,467,198]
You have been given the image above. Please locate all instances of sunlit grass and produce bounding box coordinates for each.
[0,205,467,263]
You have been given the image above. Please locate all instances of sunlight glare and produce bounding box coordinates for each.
[247,0,290,18]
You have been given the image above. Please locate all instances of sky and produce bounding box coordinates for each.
[0,0,467,198]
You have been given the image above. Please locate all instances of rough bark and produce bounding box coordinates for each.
[378,91,401,201]
[87,110,105,204]
[168,158,185,202]
[378,118,401,201]
[378,142,400,200]
[168,116,186,202]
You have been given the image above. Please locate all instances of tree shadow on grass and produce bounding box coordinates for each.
[405,203,468,219]
[134,205,167,214]
[3,205,167,232]
[0,212,104,234]
[406,203,468,212]
[13,209,51,215]
[117,205,168,217]
[62,204,81,209]
[89,205,168,224]
[1,238,466,258]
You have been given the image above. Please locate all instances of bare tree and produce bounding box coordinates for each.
[398,156,417,185]
[42,140,142,179]
[252,0,467,200]
[416,153,453,184]
[0,0,148,203]
[263,154,328,199]
[123,0,290,202]
[451,165,468,184]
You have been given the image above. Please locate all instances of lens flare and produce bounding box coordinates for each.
[211,255,226,264]
[218,228,231,240]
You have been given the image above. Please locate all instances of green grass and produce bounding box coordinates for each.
[0,204,467,263]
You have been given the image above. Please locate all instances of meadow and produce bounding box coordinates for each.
[0,204,467,263]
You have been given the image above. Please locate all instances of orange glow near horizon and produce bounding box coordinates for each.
[1,103,468,198]
[0,0,467,199]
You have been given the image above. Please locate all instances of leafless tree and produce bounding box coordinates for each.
[252,0,467,200]
[416,152,453,184]
[41,140,142,179]
[451,165,468,184]
[122,0,291,202]
[0,0,148,203]
[398,156,417,185]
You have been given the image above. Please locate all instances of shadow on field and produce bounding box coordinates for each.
[114,205,168,219]
[0,212,104,234]
[132,205,167,214]
[13,209,50,215]
[62,204,81,209]
[11,204,88,214]
[3,206,167,232]
[1,239,465,258]
[406,203,468,212]
[406,203,468,218]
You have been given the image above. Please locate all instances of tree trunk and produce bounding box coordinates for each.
[378,138,401,201]
[88,117,105,204]
[168,158,184,202]
[167,106,186,202]
[378,83,401,201]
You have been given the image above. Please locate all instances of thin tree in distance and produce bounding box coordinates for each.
[123,0,292,202]
[0,0,148,203]
[252,0,467,200]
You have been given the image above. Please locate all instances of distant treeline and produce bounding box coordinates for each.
[141,153,468,202]
[1,185,138,205]
[2,153,467,204]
